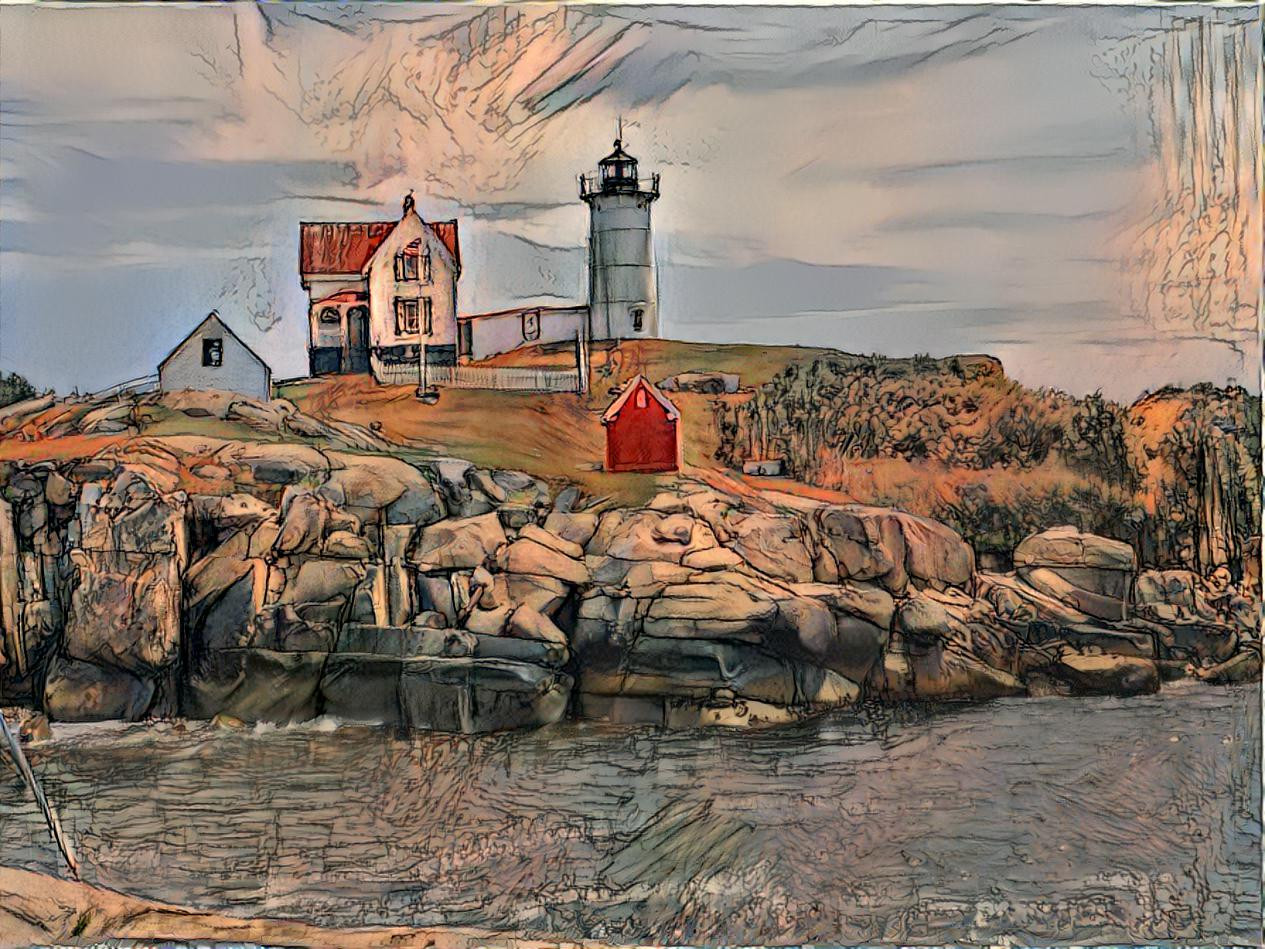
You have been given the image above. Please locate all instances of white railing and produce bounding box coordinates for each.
[371,354,580,392]
[434,365,581,392]
[89,373,160,400]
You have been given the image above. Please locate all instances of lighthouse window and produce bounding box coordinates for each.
[631,308,645,332]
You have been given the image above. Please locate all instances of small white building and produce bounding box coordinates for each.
[158,311,272,400]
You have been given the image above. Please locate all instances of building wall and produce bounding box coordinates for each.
[461,306,588,361]
[365,213,458,351]
[159,321,271,400]
[304,276,367,351]
[587,192,658,340]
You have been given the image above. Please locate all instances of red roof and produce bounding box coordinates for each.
[429,221,461,271]
[299,219,460,275]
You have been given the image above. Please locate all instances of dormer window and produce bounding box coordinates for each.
[396,240,422,281]
[635,388,648,409]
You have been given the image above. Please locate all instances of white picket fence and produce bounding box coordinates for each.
[371,355,580,393]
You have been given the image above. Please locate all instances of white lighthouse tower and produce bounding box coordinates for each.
[579,131,660,341]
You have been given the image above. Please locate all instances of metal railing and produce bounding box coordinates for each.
[579,172,660,199]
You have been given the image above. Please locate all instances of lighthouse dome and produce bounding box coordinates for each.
[598,139,638,188]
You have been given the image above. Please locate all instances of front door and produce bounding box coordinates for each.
[347,307,370,373]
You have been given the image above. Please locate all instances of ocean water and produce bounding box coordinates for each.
[1,682,1260,946]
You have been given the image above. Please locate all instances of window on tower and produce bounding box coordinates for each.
[631,308,645,332]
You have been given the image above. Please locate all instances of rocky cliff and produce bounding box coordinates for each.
[0,388,1257,733]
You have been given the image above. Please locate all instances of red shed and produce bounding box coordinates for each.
[601,375,681,473]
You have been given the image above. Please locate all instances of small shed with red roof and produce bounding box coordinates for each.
[601,375,680,473]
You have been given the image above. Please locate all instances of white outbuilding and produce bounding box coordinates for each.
[158,311,272,400]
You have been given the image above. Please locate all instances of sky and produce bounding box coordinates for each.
[0,2,1259,401]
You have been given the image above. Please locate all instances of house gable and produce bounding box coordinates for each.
[158,312,271,400]
[363,212,460,279]
[601,375,680,424]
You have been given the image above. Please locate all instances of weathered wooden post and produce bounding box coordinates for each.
[0,711,79,880]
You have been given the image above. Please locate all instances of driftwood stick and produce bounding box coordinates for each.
[0,710,79,880]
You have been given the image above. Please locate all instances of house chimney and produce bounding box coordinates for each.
[402,190,415,216]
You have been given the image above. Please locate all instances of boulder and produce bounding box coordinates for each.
[1201,649,1262,685]
[185,648,326,723]
[573,592,641,654]
[319,654,402,724]
[43,471,76,507]
[191,493,276,531]
[466,468,508,504]
[1026,620,1156,659]
[320,453,444,526]
[623,560,694,598]
[1015,526,1136,571]
[78,473,187,558]
[500,528,589,586]
[792,580,895,631]
[322,529,371,560]
[1135,569,1199,619]
[276,559,364,607]
[464,601,513,636]
[815,505,974,593]
[187,563,266,654]
[504,572,569,617]
[586,510,719,563]
[43,656,154,722]
[682,547,745,571]
[780,585,890,684]
[506,604,569,649]
[641,571,779,641]
[64,550,181,675]
[398,657,571,732]
[1014,527,1135,622]
[418,458,494,518]
[1160,622,1240,663]
[410,512,506,572]
[336,624,565,667]
[218,442,330,486]
[905,641,1025,701]
[724,512,814,584]
[657,371,740,394]
[543,510,598,547]
[590,636,857,709]
[1052,652,1160,697]
[273,491,332,556]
